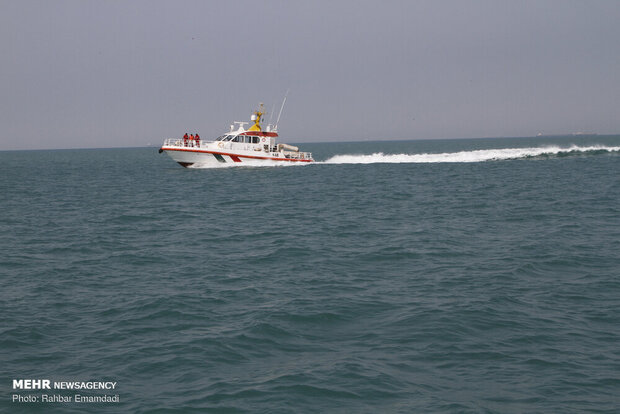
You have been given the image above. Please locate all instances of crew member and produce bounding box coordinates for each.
[195,133,200,146]
[183,133,189,146]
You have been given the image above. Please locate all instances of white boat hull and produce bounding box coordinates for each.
[159,145,314,167]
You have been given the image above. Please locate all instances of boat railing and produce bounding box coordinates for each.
[162,138,208,148]
[162,138,313,160]
[284,151,313,160]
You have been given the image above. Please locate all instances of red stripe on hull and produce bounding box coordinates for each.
[160,147,314,162]
[229,155,242,162]
[238,131,278,137]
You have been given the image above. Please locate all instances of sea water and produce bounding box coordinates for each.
[1,136,619,413]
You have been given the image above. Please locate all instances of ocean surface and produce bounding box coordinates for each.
[1,136,619,413]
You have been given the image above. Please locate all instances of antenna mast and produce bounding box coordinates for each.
[274,89,289,131]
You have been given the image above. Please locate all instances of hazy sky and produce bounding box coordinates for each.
[1,0,619,150]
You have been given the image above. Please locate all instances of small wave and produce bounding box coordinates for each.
[322,145,620,164]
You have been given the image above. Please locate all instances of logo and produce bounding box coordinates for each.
[13,380,51,390]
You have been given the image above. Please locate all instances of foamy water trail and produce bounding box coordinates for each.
[323,145,620,164]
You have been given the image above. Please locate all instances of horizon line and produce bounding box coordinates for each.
[0,133,615,152]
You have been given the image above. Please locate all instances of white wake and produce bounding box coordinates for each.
[322,145,620,164]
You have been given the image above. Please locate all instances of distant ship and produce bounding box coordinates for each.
[159,102,314,167]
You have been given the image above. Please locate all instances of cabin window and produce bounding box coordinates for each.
[252,136,259,144]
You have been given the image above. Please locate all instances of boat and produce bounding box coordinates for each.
[158,103,314,167]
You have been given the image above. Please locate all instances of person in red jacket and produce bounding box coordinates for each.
[195,133,200,147]
[183,133,188,146]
